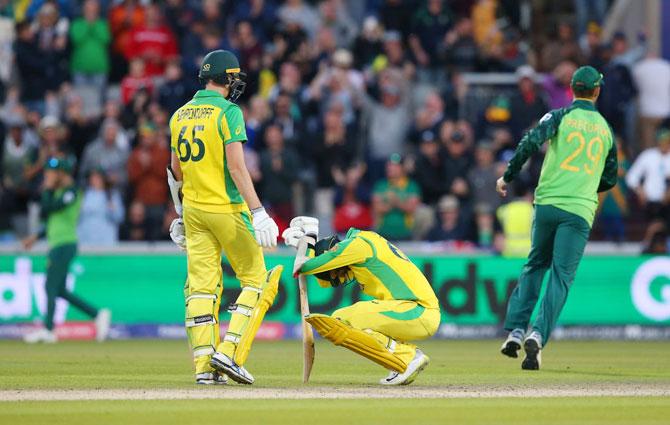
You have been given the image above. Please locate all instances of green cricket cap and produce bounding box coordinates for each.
[45,156,75,174]
[388,153,403,164]
[571,66,604,90]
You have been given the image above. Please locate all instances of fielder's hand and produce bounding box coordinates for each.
[289,216,319,238]
[282,226,305,249]
[252,207,279,248]
[169,218,186,251]
[496,177,508,197]
[21,234,38,251]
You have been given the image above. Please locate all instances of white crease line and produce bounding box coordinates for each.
[2,387,670,401]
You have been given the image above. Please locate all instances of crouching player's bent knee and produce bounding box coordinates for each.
[296,227,441,386]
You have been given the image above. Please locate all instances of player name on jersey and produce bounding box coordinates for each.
[175,107,215,122]
[563,116,609,137]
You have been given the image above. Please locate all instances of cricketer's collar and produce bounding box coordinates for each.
[345,228,361,239]
[193,89,225,99]
[572,98,597,111]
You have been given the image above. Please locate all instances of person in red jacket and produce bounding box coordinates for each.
[124,3,178,77]
[333,164,373,233]
[108,0,145,80]
[127,123,169,240]
[120,58,154,104]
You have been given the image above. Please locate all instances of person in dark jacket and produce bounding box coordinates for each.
[509,66,549,141]
[413,130,447,205]
[598,46,637,140]
[14,21,48,110]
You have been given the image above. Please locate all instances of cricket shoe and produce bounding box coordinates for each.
[195,371,228,385]
[95,308,112,342]
[379,349,430,386]
[521,331,542,370]
[210,352,254,385]
[500,328,525,358]
[23,328,58,344]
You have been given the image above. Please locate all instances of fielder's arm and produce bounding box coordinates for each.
[597,137,619,193]
[503,108,567,183]
[41,187,77,216]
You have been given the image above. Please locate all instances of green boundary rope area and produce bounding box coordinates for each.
[2,255,669,327]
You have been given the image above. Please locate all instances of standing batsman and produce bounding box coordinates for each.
[497,66,618,370]
[168,50,280,385]
[285,219,440,385]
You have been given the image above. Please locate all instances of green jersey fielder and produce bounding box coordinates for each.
[496,66,618,370]
[22,156,111,343]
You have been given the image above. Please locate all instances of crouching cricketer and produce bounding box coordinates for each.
[284,217,440,385]
[168,49,280,385]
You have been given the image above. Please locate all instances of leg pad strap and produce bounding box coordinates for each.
[222,265,282,365]
[185,293,218,363]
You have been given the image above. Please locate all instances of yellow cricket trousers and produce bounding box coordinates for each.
[183,206,266,373]
[332,300,440,366]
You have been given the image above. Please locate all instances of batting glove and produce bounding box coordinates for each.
[282,226,305,249]
[292,235,316,277]
[169,218,186,251]
[252,207,279,248]
[289,216,319,239]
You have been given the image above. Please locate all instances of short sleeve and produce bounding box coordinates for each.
[221,105,247,145]
[169,112,178,152]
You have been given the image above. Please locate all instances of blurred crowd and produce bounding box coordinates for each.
[0,0,669,254]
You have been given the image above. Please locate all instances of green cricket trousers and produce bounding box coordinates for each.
[45,243,98,330]
[503,204,590,344]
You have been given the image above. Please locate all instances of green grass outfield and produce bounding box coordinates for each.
[1,339,669,424]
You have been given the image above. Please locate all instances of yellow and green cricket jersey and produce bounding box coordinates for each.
[169,89,248,213]
[299,229,439,310]
[503,99,618,226]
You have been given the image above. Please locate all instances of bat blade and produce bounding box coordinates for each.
[295,238,315,383]
[299,274,315,383]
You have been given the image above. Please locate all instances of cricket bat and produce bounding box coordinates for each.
[295,237,315,383]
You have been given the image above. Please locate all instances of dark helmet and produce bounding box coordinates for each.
[198,50,247,102]
[313,235,346,286]
[314,235,341,256]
